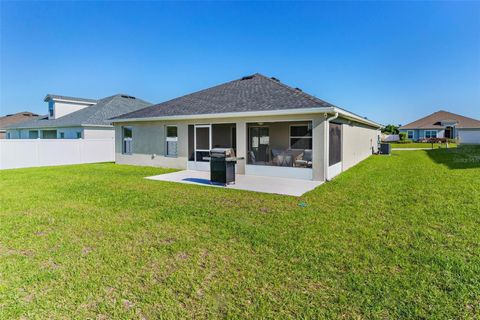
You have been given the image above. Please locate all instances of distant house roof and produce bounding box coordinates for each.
[44,94,98,104]
[0,112,40,131]
[399,110,480,129]
[110,73,382,128]
[7,94,151,129]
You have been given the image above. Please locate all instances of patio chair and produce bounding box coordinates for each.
[276,153,294,167]
[248,151,266,165]
[294,149,312,168]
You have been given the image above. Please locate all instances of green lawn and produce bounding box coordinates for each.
[1,147,479,319]
[390,142,457,149]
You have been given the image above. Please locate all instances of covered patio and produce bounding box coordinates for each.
[145,170,323,196]
[187,120,317,180]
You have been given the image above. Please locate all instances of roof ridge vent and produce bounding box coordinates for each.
[121,95,136,99]
[270,77,280,82]
[241,75,255,80]
[294,87,302,92]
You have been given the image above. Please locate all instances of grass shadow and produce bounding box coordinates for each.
[426,145,480,169]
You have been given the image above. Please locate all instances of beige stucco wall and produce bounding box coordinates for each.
[114,113,327,180]
[113,113,379,181]
[83,127,115,139]
[341,121,380,171]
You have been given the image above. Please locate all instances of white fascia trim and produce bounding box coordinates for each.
[331,107,383,128]
[109,107,383,128]
[51,98,96,105]
[80,124,113,128]
[109,107,334,123]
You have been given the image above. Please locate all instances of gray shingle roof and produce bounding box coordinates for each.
[44,94,98,103]
[110,73,340,120]
[8,94,151,129]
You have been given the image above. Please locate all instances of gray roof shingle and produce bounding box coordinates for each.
[110,73,341,120]
[8,94,151,129]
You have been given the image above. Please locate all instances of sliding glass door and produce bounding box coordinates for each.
[249,126,270,163]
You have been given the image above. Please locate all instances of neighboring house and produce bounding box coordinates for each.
[399,110,480,144]
[0,112,39,139]
[6,94,151,139]
[109,74,382,182]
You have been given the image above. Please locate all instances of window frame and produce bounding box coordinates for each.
[122,126,133,155]
[76,131,82,139]
[48,101,54,118]
[407,130,414,140]
[425,130,438,139]
[289,124,313,150]
[28,130,39,139]
[59,132,65,139]
[165,125,178,157]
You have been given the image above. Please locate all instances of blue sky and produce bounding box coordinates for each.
[1,1,479,125]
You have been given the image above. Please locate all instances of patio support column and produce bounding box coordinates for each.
[312,115,326,181]
[236,121,246,174]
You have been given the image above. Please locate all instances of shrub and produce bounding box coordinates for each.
[399,132,407,141]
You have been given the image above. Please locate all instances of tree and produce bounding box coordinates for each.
[381,124,399,134]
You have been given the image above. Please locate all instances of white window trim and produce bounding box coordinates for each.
[289,124,313,149]
[407,130,414,140]
[165,125,178,157]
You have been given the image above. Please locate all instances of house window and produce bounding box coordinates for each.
[59,132,65,139]
[28,130,39,139]
[407,130,414,140]
[76,131,82,139]
[166,126,178,157]
[7,132,11,139]
[42,130,57,139]
[48,101,54,118]
[122,126,133,154]
[289,124,312,149]
[425,130,437,139]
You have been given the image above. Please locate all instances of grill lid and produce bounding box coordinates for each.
[210,148,235,158]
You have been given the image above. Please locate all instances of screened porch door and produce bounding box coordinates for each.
[328,122,342,180]
[188,124,211,171]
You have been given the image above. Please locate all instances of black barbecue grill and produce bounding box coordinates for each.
[206,148,244,185]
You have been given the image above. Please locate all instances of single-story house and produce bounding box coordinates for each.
[6,94,151,139]
[0,111,39,139]
[399,110,480,144]
[109,74,382,182]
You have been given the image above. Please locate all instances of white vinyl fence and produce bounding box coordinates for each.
[0,139,115,170]
[381,134,400,142]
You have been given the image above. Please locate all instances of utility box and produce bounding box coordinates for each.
[380,143,391,155]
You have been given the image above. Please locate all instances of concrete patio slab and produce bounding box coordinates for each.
[146,170,323,196]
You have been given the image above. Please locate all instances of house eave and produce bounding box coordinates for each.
[109,107,383,129]
[6,124,112,130]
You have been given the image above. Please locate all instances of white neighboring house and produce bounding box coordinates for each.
[6,94,151,140]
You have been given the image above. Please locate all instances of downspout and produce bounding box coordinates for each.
[324,112,339,181]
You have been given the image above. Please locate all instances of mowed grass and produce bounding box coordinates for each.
[390,142,457,149]
[1,147,479,319]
